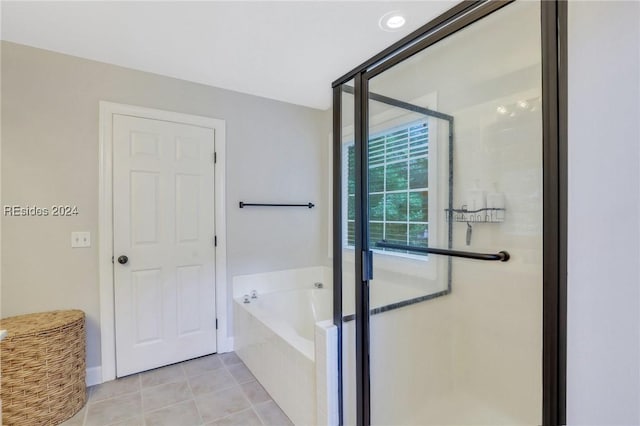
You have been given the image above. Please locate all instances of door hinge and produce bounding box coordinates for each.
[362,250,373,281]
[111,256,114,264]
[215,318,218,330]
[213,152,217,164]
[214,235,217,247]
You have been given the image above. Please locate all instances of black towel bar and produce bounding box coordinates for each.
[239,202,315,209]
[375,241,510,262]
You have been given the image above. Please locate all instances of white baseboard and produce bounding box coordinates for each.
[86,366,103,386]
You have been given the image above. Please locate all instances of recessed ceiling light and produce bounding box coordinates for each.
[379,11,406,32]
[386,15,406,29]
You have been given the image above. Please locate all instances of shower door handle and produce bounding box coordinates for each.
[375,241,510,262]
[362,250,373,280]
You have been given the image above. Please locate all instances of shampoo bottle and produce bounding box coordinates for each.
[486,183,505,221]
[466,180,486,222]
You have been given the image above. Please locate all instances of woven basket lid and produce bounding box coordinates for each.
[0,310,84,339]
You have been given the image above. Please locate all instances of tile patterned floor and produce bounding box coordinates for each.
[62,352,294,426]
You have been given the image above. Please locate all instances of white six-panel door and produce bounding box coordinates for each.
[113,114,216,377]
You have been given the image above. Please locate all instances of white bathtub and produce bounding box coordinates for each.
[233,267,337,426]
[237,286,331,359]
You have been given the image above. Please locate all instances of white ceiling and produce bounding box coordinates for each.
[1,1,455,110]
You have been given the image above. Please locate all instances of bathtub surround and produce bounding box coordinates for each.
[1,41,330,372]
[315,320,340,426]
[233,267,337,426]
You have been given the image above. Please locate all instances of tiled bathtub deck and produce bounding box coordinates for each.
[62,352,294,426]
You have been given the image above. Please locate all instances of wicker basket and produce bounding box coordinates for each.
[1,310,87,426]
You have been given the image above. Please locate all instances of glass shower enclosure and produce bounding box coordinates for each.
[332,1,566,425]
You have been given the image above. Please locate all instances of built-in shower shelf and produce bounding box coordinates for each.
[445,208,506,223]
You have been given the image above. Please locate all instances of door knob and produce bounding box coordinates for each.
[117,255,129,265]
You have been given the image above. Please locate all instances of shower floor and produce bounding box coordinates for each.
[409,391,531,426]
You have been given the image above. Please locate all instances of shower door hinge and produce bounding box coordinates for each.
[362,250,373,281]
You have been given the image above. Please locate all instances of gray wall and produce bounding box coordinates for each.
[1,41,331,368]
[567,1,640,424]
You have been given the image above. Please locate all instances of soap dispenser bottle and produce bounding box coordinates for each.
[486,182,505,221]
[466,180,486,221]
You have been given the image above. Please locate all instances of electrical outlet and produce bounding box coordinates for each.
[71,231,91,248]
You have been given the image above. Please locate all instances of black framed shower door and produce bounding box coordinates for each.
[332,1,567,425]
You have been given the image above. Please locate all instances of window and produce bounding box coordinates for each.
[345,121,429,255]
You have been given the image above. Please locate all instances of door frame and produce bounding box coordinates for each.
[98,101,230,383]
[332,0,567,425]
